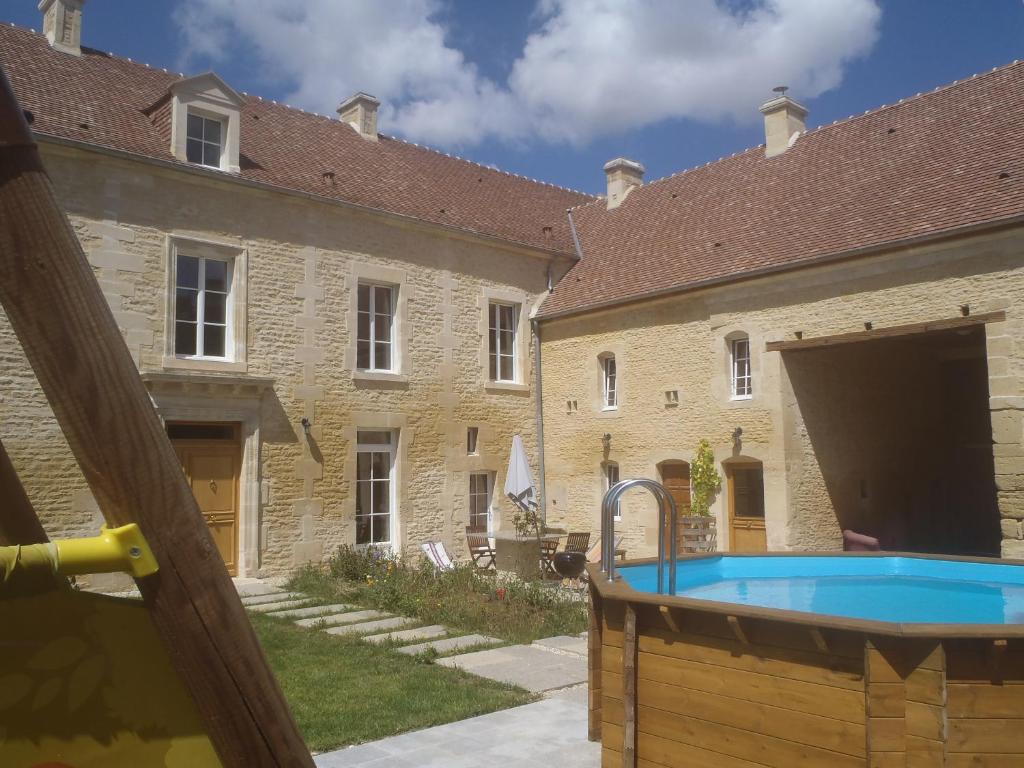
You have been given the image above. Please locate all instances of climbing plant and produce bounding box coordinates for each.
[690,438,722,517]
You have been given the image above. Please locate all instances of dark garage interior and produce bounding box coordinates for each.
[784,324,1000,556]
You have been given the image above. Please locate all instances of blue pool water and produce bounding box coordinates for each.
[618,556,1024,625]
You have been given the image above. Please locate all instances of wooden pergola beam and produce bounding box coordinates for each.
[0,67,312,767]
[0,438,49,546]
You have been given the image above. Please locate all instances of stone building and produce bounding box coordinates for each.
[2,4,1024,576]
[538,72,1024,559]
[0,7,590,581]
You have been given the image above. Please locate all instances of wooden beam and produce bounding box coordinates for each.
[0,438,49,545]
[728,614,750,645]
[0,68,312,767]
[765,311,1005,353]
[622,603,637,768]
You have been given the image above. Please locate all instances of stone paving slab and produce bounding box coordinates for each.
[235,581,286,598]
[240,591,301,606]
[324,616,414,636]
[532,635,588,657]
[266,603,355,619]
[362,624,449,645]
[396,633,500,656]
[313,696,597,767]
[436,644,586,693]
[295,609,390,628]
[247,598,317,613]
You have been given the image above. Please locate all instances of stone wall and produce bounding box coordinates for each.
[540,228,1024,558]
[0,142,559,577]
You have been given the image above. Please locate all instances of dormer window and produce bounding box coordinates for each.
[186,112,224,168]
[168,72,243,173]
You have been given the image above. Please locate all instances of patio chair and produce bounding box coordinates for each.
[564,531,591,554]
[420,541,456,572]
[539,539,559,578]
[465,525,496,570]
[585,535,625,564]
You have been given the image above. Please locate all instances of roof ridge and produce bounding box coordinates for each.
[380,132,596,198]
[612,58,1024,202]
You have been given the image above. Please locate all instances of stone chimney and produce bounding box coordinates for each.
[759,87,808,158]
[603,157,645,210]
[337,92,380,142]
[39,0,85,56]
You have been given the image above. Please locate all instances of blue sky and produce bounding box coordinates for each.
[5,1,1024,195]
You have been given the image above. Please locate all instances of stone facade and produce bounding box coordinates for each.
[0,142,564,577]
[540,227,1024,559]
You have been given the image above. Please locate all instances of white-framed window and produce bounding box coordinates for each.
[467,427,479,455]
[357,283,396,372]
[488,301,518,382]
[603,461,621,521]
[469,472,492,529]
[730,336,752,400]
[185,111,224,169]
[174,253,232,359]
[601,354,618,409]
[356,430,396,546]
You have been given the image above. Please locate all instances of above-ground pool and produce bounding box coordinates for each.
[588,553,1024,767]
[618,555,1024,625]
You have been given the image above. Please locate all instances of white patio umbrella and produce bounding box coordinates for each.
[503,434,538,533]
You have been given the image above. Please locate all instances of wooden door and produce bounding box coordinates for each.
[660,461,691,513]
[728,462,767,552]
[171,426,240,576]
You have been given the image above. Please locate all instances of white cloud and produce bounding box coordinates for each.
[175,0,880,147]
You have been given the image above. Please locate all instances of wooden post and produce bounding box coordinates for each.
[0,439,49,545]
[587,579,603,741]
[0,68,313,767]
[622,602,637,768]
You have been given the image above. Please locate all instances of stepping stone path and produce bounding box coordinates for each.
[236,583,587,694]
[397,633,499,656]
[363,624,449,645]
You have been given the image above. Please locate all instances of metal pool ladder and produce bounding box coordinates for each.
[601,478,679,596]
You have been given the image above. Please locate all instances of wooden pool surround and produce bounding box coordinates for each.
[587,553,1024,767]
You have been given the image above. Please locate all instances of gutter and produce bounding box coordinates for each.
[536,211,1024,322]
[34,132,583,263]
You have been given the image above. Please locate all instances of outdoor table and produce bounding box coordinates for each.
[490,530,562,581]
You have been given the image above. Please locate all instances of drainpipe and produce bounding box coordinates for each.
[532,317,547,524]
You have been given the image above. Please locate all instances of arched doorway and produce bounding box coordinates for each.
[724,457,766,552]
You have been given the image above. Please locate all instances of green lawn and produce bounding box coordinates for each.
[251,613,533,753]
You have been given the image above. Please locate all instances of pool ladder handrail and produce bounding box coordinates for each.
[601,478,679,596]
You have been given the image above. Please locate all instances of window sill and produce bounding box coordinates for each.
[162,356,247,374]
[353,369,408,383]
[485,381,530,394]
[730,394,753,402]
[596,406,621,419]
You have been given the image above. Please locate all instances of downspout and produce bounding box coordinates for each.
[532,317,547,524]
[531,208,585,525]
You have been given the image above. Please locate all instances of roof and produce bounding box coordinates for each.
[0,24,592,255]
[539,61,1024,318]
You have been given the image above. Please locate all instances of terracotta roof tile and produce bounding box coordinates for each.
[540,62,1024,317]
[0,24,592,255]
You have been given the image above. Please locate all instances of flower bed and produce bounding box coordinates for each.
[290,546,587,645]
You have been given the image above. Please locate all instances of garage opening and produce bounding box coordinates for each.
[781,322,999,556]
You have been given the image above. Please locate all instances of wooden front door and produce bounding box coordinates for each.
[170,423,240,575]
[727,462,767,552]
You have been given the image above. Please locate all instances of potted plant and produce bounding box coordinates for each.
[680,439,720,553]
